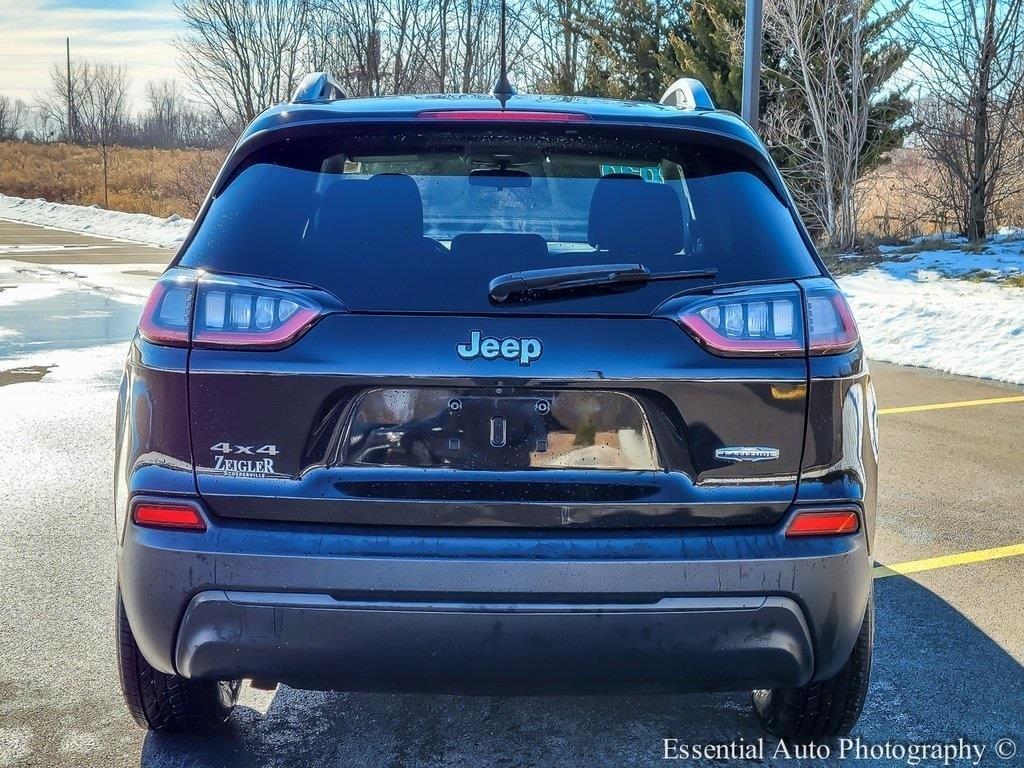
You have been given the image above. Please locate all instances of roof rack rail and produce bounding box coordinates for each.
[659,78,715,111]
[291,72,347,104]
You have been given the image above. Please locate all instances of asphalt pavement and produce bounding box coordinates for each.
[0,219,1021,767]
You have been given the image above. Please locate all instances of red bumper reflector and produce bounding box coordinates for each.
[133,503,206,532]
[785,510,859,537]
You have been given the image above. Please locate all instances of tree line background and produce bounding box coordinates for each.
[1,0,1023,248]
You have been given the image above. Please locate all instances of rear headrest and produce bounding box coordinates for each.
[317,173,424,249]
[365,173,424,241]
[588,176,687,258]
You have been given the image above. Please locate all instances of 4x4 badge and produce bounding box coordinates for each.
[457,330,542,366]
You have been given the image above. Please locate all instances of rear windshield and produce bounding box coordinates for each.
[180,126,820,314]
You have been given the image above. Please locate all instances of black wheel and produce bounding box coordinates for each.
[752,592,873,741]
[116,589,240,732]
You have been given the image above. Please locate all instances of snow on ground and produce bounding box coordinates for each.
[837,236,1024,385]
[1,195,1023,385]
[0,193,192,249]
[23,262,158,303]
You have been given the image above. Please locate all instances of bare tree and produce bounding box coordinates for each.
[179,108,234,148]
[141,79,188,147]
[308,0,438,95]
[0,96,29,140]
[529,0,592,93]
[76,63,131,208]
[761,0,884,249]
[433,0,533,92]
[905,0,1024,241]
[35,59,93,142]
[175,0,311,130]
[173,151,227,214]
[33,60,130,203]
[305,0,533,96]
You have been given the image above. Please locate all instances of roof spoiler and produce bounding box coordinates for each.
[659,78,715,111]
[291,72,347,104]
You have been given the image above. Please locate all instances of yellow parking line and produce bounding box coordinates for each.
[878,395,1024,415]
[873,543,1024,579]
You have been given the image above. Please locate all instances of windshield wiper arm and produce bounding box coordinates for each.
[488,263,717,304]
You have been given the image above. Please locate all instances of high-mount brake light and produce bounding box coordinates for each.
[678,285,804,357]
[785,509,860,537]
[133,502,206,531]
[137,271,323,350]
[417,110,590,122]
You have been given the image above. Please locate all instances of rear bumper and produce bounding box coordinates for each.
[175,591,813,694]
[118,508,871,694]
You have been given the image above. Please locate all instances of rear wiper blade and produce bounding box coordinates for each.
[488,263,717,304]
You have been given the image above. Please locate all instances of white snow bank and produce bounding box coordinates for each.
[837,242,1024,385]
[839,272,1024,385]
[0,193,192,249]
[873,237,1024,281]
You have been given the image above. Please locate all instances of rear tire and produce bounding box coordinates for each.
[752,592,873,741]
[116,589,240,732]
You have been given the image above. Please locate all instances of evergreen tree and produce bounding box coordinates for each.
[581,0,685,101]
[666,0,912,175]
[856,1,914,169]
[667,0,747,112]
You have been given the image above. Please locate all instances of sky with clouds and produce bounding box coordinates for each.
[0,0,182,108]
[0,0,940,114]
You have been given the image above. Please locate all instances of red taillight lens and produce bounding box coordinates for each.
[133,502,206,531]
[806,286,860,354]
[192,275,322,350]
[678,285,805,357]
[138,271,323,350]
[785,509,860,537]
[138,271,195,347]
[677,282,860,357]
[417,109,590,122]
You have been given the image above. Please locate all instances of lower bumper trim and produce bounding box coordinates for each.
[175,590,814,694]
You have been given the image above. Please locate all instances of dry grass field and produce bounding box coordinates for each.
[857,147,1024,242]
[0,141,225,218]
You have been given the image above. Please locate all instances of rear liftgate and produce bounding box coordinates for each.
[133,272,864,529]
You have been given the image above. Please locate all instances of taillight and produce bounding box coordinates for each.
[192,274,321,349]
[678,285,804,357]
[417,109,590,122]
[137,270,323,350]
[132,501,206,531]
[138,270,194,347]
[805,284,860,354]
[677,282,860,357]
[785,508,860,537]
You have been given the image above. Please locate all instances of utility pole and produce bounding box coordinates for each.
[741,0,763,132]
[65,37,73,143]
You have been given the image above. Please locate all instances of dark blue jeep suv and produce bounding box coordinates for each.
[114,75,877,740]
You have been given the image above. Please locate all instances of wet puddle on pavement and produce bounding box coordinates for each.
[0,365,55,386]
[0,271,142,358]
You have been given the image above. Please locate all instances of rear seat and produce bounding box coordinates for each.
[313,173,439,256]
[588,175,687,259]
